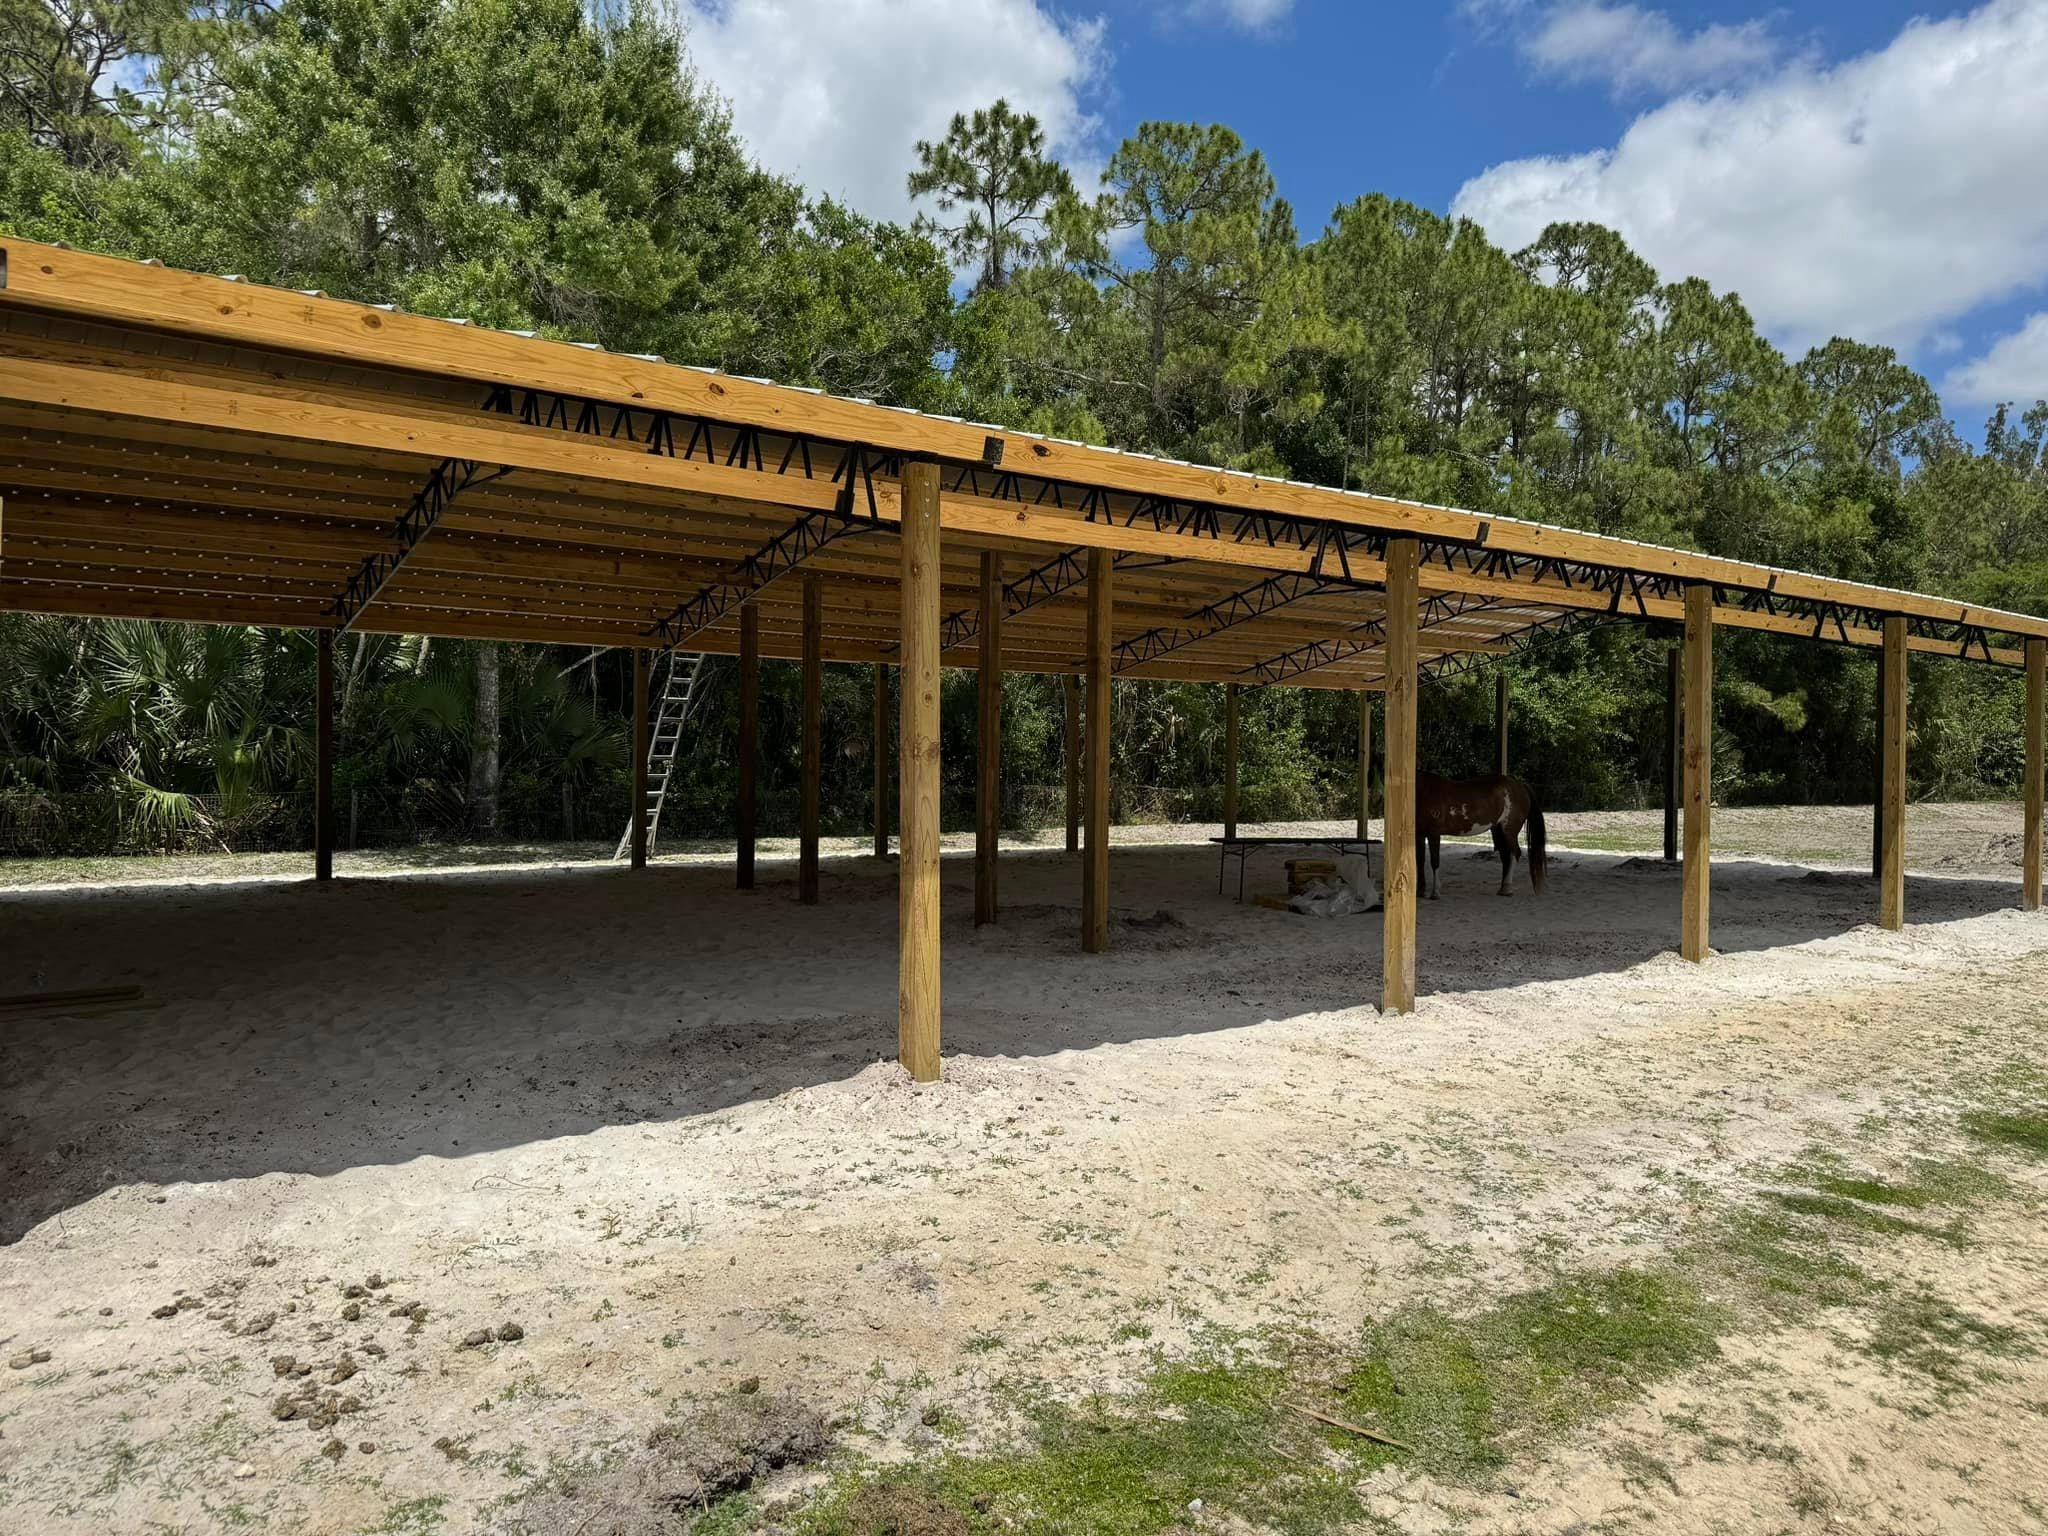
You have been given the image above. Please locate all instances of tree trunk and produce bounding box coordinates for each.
[470,642,500,836]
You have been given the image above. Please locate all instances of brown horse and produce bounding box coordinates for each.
[1415,772,1547,898]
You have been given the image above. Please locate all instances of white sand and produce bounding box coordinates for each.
[2,824,2045,1533]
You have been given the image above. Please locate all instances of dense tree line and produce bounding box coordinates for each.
[2,0,2043,853]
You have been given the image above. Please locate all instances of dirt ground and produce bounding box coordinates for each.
[1,804,2045,1534]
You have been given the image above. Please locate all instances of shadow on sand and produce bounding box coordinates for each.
[1,840,2024,1243]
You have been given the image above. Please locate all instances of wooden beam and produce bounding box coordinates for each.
[14,238,2048,645]
[738,603,758,889]
[1063,674,1081,855]
[1381,539,1419,1013]
[1495,672,1510,777]
[1680,587,1713,961]
[872,662,890,858]
[976,551,1003,926]
[1872,645,1886,880]
[2026,637,2044,913]
[1663,646,1680,863]
[631,648,650,870]
[315,629,335,881]
[1084,548,1113,954]
[1224,683,1240,841]
[898,461,943,1082]
[1879,616,1907,930]
[1357,691,1372,841]
[800,572,822,905]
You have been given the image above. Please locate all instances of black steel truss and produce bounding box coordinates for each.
[645,445,893,649]
[1240,594,1497,686]
[332,455,507,632]
[1115,570,1345,673]
[360,383,2026,668]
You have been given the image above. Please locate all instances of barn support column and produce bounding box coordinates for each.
[800,573,823,905]
[315,629,335,882]
[1872,646,1887,880]
[1382,538,1420,1013]
[898,460,943,1082]
[1357,691,1373,841]
[1063,674,1081,854]
[630,647,650,871]
[1680,587,1713,961]
[1495,672,1510,777]
[737,605,758,889]
[2025,637,2044,913]
[976,551,1003,927]
[1879,617,1908,930]
[1083,548,1113,954]
[1663,646,1680,863]
[872,662,890,858]
[1223,683,1240,842]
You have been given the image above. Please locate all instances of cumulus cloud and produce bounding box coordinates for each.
[677,0,1107,226]
[1519,2,1778,95]
[1944,314,2048,406]
[1451,0,2048,354]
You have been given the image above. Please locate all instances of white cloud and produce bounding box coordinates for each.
[677,0,1107,226]
[1520,2,1777,95]
[1944,314,2048,405]
[1180,0,1294,32]
[1451,0,2048,355]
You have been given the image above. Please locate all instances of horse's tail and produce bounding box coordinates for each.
[1527,791,1548,893]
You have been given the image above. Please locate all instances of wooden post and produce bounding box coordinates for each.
[1879,616,1907,931]
[872,662,889,858]
[1495,672,1510,777]
[631,646,650,871]
[1381,541,1419,1013]
[1223,683,1240,842]
[1680,587,1713,961]
[315,629,334,881]
[1357,691,1372,840]
[1083,548,1113,954]
[2025,637,2044,913]
[898,461,943,1082]
[1872,646,1886,880]
[1063,674,1081,855]
[975,551,1002,926]
[800,572,822,905]
[737,603,758,890]
[1663,647,1680,863]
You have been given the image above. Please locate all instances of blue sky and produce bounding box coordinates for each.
[679,0,2048,424]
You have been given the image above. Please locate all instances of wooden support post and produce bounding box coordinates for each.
[1357,691,1372,840]
[872,662,889,858]
[975,551,1002,926]
[1381,540,1420,1013]
[1083,548,1113,954]
[2025,637,2044,913]
[1495,672,1510,777]
[1879,616,1907,931]
[1063,674,1081,855]
[1223,683,1240,842]
[315,629,335,881]
[1663,647,1680,863]
[737,603,758,890]
[631,647,650,871]
[898,461,943,1082]
[1680,587,1713,961]
[1872,646,1886,880]
[800,572,822,905]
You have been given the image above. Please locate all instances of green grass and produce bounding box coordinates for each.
[1962,1111,2048,1157]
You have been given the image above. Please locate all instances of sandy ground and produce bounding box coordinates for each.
[2,807,2045,1534]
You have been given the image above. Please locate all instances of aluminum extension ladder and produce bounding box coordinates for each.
[614,651,709,860]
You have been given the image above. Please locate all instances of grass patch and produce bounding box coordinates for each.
[1962,1111,2048,1157]
[1862,1286,2031,1396]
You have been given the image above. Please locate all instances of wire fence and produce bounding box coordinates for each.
[0,779,1373,862]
